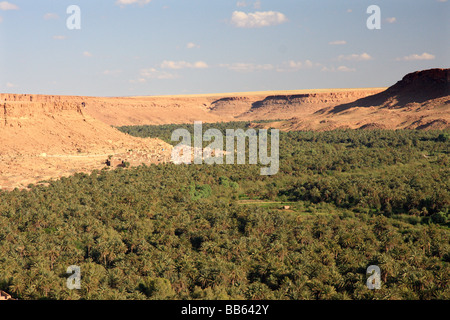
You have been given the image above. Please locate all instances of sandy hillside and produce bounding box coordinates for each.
[0,94,172,190]
[255,69,450,131]
[82,88,386,126]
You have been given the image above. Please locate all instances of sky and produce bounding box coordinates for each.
[0,0,449,96]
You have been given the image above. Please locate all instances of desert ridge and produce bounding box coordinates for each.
[82,88,387,126]
[0,93,173,190]
[0,68,448,189]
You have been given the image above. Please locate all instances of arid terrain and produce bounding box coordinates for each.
[0,68,449,190]
[258,68,450,131]
[0,94,173,190]
[81,88,386,126]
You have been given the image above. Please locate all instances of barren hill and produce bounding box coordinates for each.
[0,94,172,189]
[259,68,450,131]
[81,88,385,126]
[327,68,449,114]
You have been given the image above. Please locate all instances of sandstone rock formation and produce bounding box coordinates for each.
[0,94,172,190]
[259,68,449,131]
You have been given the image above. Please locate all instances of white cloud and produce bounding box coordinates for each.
[253,0,261,9]
[236,1,247,7]
[220,63,274,72]
[276,60,313,72]
[160,60,208,69]
[134,60,208,82]
[338,52,372,61]
[288,61,304,69]
[116,0,151,7]
[83,51,93,57]
[329,40,347,45]
[6,82,16,88]
[283,60,319,71]
[231,11,288,28]
[53,35,66,40]
[321,66,356,72]
[186,42,199,49]
[385,17,396,23]
[192,61,208,69]
[44,13,59,20]
[139,68,179,80]
[396,52,435,61]
[337,66,356,72]
[0,1,18,10]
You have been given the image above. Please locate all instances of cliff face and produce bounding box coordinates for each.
[249,90,383,110]
[208,96,252,117]
[238,89,386,120]
[0,94,172,157]
[327,68,450,113]
[0,94,173,190]
[0,93,83,102]
[0,94,89,128]
[389,68,449,96]
[268,68,450,131]
[200,89,385,121]
[251,92,377,109]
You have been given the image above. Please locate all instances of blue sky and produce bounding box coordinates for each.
[0,0,449,96]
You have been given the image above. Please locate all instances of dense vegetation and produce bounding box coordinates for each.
[0,125,448,300]
[119,123,450,221]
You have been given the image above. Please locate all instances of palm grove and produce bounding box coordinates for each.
[0,123,448,299]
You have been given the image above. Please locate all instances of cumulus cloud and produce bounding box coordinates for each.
[139,68,179,80]
[321,66,356,72]
[396,52,435,61]
[337,66,356,72]
[230,11,288,28]
[329,40,347,45]
[53,35,66,40]
[133,60,208,83]
[44,13,59,20]
[220,63,274,72]
[275,60,320,72]
[279,60,320,71]
[338,52,372,61]
[83,51,93,57]
[385,17,396,23]
[160,60,208,69]
[0,1,18,10]
[186,42,199,49]
[192,61,208,69]
[116,0,151,7]
[221,60,322,73]
[6,82,16,88]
